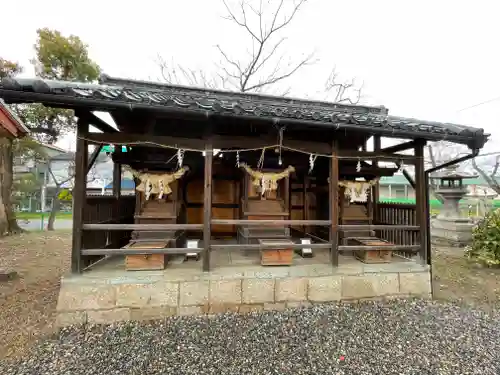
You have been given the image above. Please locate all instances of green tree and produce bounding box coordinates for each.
[0,28,100,234]
[28,28,100,230]
[58,188,73,201]
[16,28,101,145]
[0,58,22,79]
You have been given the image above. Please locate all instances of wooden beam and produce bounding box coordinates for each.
[203,142,213,272]
[338,245,420,252]
[414,140,428,265]
[210,219,331,226]
[330,140,340,267]
[380,140,416,154]
[82,248,202,256]
[85,132,332,155]
[339,225,420,231]
[86,132,206,150]
[71,118,89,273]
[338,150,416,163]
[83,223,203,230]
[75,110,118,133]
[214,134,331,155]
[340,166,398,177]
[210,243,332,251]
[86,144,103,175]
[396,162,416,189]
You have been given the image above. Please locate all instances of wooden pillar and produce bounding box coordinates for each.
[329,140,339,266]
[203,143,213,272]
[284,177,290,213]
[71,118,89,273]
[303,175,309,233]
[424,173,432,266]
[373,135,381,223]
[414,140,428,265]
[243,173,249,212]
[86,144,103,175]
[112,146,122,249]
[112,146,122,199]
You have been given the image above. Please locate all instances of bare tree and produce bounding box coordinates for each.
[323,67,364,104]
[159,0,315,95]
[426,141,500,204]
[45,161,76,231]
[44,155,101,231]
[472,155,500,195]
[157,57,224,89]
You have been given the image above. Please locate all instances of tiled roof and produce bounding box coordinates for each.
[0,75,488,148]
[0,98,29,137]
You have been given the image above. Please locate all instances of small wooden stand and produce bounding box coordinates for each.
[259,239,294,266]
[125,240,168,270]
[350,237,393,264]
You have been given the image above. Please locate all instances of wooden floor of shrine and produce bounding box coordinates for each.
[85,239,425,275]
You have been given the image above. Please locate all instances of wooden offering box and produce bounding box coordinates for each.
[125,240,168,271]
[259,239,294,266]
[350,237,393,264]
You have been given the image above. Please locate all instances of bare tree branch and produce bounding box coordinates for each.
[472,156,500,194]
[427,144,438,168]
[158,0,314,95]
[244,52,314,92]
[324,67,364,104]
[219,0,311,92]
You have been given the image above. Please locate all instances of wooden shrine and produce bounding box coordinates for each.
[0,75,488,275]
[125,167,189,270]
[338,178,393,263]
[238,163,295,266]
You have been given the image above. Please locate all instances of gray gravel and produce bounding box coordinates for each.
[2,299,500,375]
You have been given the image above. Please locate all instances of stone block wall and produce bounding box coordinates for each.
[56,264,432,326]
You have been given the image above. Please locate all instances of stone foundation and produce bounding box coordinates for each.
[431,217,475,247]
[56,261,432,326]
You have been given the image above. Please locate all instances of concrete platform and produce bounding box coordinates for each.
[56,249,432,326]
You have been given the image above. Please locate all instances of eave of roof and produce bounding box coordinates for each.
[39,142,67,153]
[0,98,29,137]
[0,75,489,149]
[49,150,75,160]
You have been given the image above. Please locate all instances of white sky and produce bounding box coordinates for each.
[1,0,499,156]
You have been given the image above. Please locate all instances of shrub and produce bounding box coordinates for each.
[465,209,500,266]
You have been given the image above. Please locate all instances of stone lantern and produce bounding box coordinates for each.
[430,165,477,247]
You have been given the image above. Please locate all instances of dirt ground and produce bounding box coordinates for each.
[0,230,71,359]
[1,231,500,360]
[432,246,500,310]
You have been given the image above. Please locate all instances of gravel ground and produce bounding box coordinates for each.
[1,299,499,375]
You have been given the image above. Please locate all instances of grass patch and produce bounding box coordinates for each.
[15,212,73,220]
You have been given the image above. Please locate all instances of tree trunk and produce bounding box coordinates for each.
[0,176,7,236]
[0,138,23,236]
[47,186,61,231]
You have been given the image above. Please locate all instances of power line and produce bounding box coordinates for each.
[457,96,500,112]
[469,151,500,158]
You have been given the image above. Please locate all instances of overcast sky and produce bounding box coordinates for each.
[1,0,499,158]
